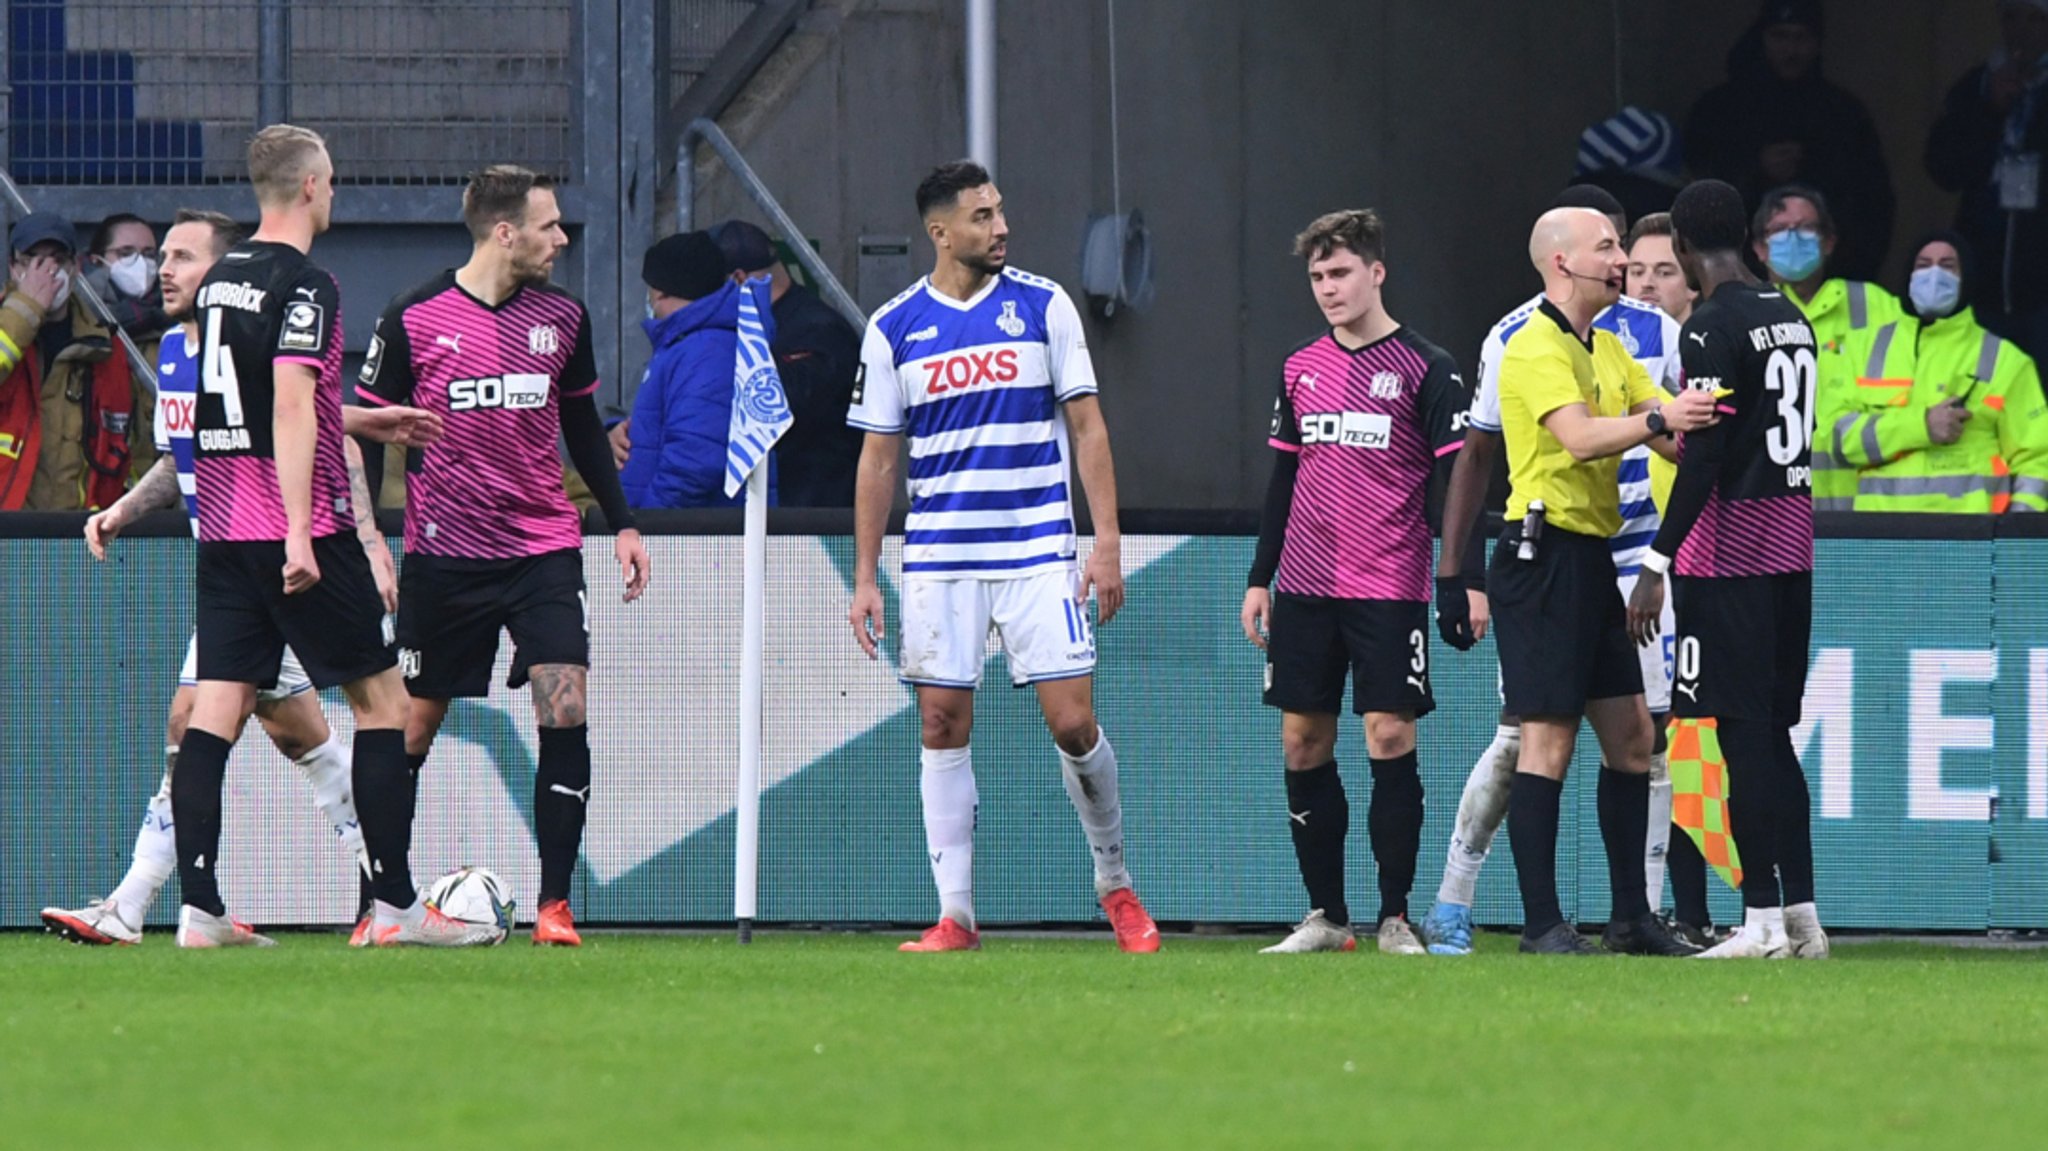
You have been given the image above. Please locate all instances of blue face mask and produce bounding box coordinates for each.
[1766,229,1824,283]
[1909,265,1962,318]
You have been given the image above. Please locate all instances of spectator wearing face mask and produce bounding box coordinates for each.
[0,212,160,510]
[1752,184,1905,511]
[1827,231,2048,513]
[79,213,170,342]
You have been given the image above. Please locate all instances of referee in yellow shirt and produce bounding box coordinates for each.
[1492,207,1719,955]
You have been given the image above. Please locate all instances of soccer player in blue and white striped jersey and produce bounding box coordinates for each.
[847,160,1159,953]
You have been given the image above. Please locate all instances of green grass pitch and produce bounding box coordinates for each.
[4,931,2045,1150]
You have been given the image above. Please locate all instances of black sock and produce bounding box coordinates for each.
[1507,772,1565,936]
[536,724,592,905]
[1774,726,1816,906]
[171,728,233,917]
[357,869,376,920]
[1720,717,1782,909]
[1597,767,1651,921]
[405,752,428,821]
[353,729,417,908]
[1667,823,1711,928]
[1368,751,1423,924]
[1283,761,1349,926]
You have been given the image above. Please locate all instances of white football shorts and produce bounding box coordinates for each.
[897,568,1098,689]
[180,631,315,704]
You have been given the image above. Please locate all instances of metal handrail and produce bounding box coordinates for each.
[675,118,866,332]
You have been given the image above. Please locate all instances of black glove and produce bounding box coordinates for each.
[1435,575,1475,651]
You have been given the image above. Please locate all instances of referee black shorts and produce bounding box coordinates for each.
[396,548,589,699]
[1671,571,1811,726]
[195,533,396,690]
[1263,594,1434,718]
[1490,523,1642,717]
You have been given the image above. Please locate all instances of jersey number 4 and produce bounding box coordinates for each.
[1763,347,1816,466]
[201,308,245,428]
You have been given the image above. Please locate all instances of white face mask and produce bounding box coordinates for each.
[1909,265,1963,319]
[48,267,71,314]
[108,252,157,299]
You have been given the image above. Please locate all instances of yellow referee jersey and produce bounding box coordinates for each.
[1500,300,1658,538]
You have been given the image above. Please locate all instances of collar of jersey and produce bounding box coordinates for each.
[447,269,530,313]
[921,272,1002,313]
[1538,298,1595,352]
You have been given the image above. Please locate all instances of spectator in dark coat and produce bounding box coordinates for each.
[709,220,863,507]
[1684,0,1896,281]
[618,230,776,508]
[1925,0,2048,363]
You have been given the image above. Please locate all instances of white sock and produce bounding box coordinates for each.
[1645,748,1672,912]
[1742,905,1786,939]
[1435,726,1519,907]
[1058,728,1130,897]
[108,758,178,924]
[293,736,371,879]
[920,746,977,930]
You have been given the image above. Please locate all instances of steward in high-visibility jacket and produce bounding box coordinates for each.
[1834,232,2048,514]
[1785,277,1903,511]
[1752,184,1906,512]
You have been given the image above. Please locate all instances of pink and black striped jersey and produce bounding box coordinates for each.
[355,271,598,560]
[1268,327,1469,601]
[1668,282,1817,578]
[191,241,352,543]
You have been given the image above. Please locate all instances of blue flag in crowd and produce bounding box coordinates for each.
[724,277,793,497]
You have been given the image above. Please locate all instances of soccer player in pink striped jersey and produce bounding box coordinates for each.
[1241,210,1473,955]
[355,165,649,947]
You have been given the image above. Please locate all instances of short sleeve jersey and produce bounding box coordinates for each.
[191,241,351,543]
[848,267,1097,581]
[1670,282,1818,577]
[1474,293,1680,572]
[152,326,201,535]
[1268,327,1468,602]
[355,271,599,560]
[1498,301,1659,538]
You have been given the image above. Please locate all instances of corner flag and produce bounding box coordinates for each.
[724,277,792,497]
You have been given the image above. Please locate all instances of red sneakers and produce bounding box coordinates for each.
[1101,888,1161,953]
[898,917,981,952]
[533,899,582,947]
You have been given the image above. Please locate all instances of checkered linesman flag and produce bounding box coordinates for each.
[724,277,793,497]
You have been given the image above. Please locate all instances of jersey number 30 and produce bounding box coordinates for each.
[1763,347,1816,466]
[201,308,245,428]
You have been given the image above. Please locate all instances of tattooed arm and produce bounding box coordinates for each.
[347,436,399,614]
[85,456,181,561]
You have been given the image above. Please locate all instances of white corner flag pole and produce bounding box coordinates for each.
[735,462,768,944]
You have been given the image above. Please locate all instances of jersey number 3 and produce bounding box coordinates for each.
[201,308,245,428]
[1763,347,1816,466]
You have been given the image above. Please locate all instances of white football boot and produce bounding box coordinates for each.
[1260,909,1358,953]
[43,898,142,946]
[176,906,276,948]
[1783,902,1830,959]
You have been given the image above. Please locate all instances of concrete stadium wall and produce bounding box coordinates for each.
[688,0,2002,509]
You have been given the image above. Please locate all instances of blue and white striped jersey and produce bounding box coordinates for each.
[849,267,1098,580]
[1470,292,1681,573]
[150,326,202,536]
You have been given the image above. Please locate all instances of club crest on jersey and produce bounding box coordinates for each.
[528,325,559,356]
[1369,371,1403,400]
[1617,325,1641,357]
[995,300,1026,338]
[397,647,422,679]
[280,301,324,350]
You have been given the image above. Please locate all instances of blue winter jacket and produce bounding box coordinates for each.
[621,279,777,507]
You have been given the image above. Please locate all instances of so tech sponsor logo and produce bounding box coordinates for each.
[449,373,549,412]
[1298,410,1392,449]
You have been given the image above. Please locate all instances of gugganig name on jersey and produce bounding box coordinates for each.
[196,281,268,312]
[198,428,252,451]
[448,373,550,412]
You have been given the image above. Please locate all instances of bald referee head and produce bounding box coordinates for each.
[1530,207,1626,314]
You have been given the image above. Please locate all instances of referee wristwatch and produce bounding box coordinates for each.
[1644,409,1671,438]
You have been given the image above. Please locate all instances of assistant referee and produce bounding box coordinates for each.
[1489,207,1718,955]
